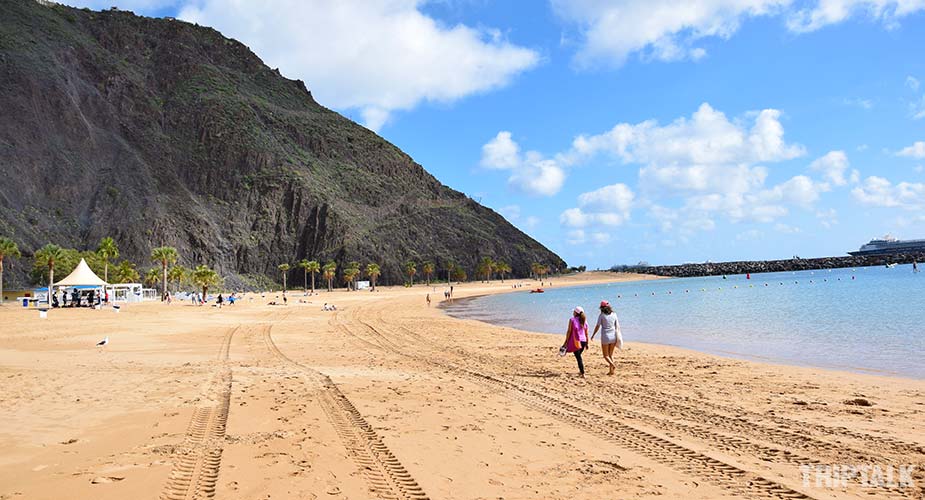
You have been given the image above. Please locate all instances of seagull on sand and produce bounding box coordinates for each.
[96,336,109,347]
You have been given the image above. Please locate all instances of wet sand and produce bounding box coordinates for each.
[0,272,923,499]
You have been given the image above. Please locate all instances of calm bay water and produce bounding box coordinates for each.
[444,265,925,378]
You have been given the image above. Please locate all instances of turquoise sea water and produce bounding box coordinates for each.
[444,265,925,379]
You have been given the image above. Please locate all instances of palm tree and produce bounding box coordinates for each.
[404,261,417,286]
[475,257,495,283]
[144,268,160,288]
[297,259,310,292]
[343,265,359,290]
[0,237,22,305]
[167,265,187,293]
[305,260,320,294]
[191,264,220,299]
[151,247,178,301]
[422,261,435,286]
[97,237,118,283]
[365,263,381,291]
[278,263,290,292]
[322,260,337,291]
[496,261,511,283]
[444,260,455,285]
[344,261,360,290]
[451,264,467,283]
[114,260,139,283]
[531,262,543,280]
[34,244,65,305]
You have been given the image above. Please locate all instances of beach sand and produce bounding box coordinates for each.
[1,272,923,499]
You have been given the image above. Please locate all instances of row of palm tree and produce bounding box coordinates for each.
[1,235,559,304]
[279,260,384,292]
[0,236,223,304]
[277,257,532,291]
[531,262,551,280]
[474,257,513,283]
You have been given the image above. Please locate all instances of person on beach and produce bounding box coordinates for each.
[562,306,589,378]
[217,293,223,308]
[591,300,623,376]
[426,293,431,307]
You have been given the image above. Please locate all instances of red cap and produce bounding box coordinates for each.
[600,300,610,307]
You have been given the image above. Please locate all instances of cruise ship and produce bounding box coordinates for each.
[848,235,925,256]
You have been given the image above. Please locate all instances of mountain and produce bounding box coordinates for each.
[0,0,565,287]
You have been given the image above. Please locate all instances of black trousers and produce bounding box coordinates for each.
[574,341,588,374]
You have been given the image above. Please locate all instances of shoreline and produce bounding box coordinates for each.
[1,271,923,499]
[439,271,924,382]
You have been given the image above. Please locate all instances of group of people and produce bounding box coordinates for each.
[51,288,104,308]
[561,300,623,378]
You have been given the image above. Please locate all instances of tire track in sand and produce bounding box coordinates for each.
[340,313,814,500]
[371,308,925,492]
[261,323,429,500]
[159,325,238,500]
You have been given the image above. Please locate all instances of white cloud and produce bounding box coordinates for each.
[565,228,615,246]
[910,95,925,120]
[508,156,566,197]
[523,216,541,229]
[816,208,839,228]
[551,1,925,67]
[566,103,805,209]
[682,217,716,233]
[570,103,804,172]
[736,229,764,241]
[842,97,873,109]
[561,183,635,228]
[897,141,925,159]
[674,174,828,224]
[577,183,635,214]
[481,133,565,196]
[481,132,521,169]
[551,0,789,67]
[590,232,612,244]
[894,214,925,227]
[755,175,830,208]
[809,150,850,186]
[173,0,538,130]
[774,223,801,233]
[852,176,925,209]
[787,0,925,32]
[547,102,826,234]
[567,229,586,244]
[907,76,921,91]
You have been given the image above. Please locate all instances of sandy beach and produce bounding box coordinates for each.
[1,271,923,500]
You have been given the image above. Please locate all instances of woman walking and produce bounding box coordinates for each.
[591,300,623,375]
[562,306,589,377]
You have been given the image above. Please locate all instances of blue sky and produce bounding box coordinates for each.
[66,0,925,267]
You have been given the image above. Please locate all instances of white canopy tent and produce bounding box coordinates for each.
[54,259,108,287]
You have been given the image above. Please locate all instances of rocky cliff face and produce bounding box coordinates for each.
[0,0,565,286]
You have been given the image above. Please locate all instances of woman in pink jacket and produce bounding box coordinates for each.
[562,306,589,377]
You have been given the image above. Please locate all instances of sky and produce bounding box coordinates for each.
[62,0,925,268]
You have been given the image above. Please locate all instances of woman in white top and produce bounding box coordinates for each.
[590,300,623,375]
